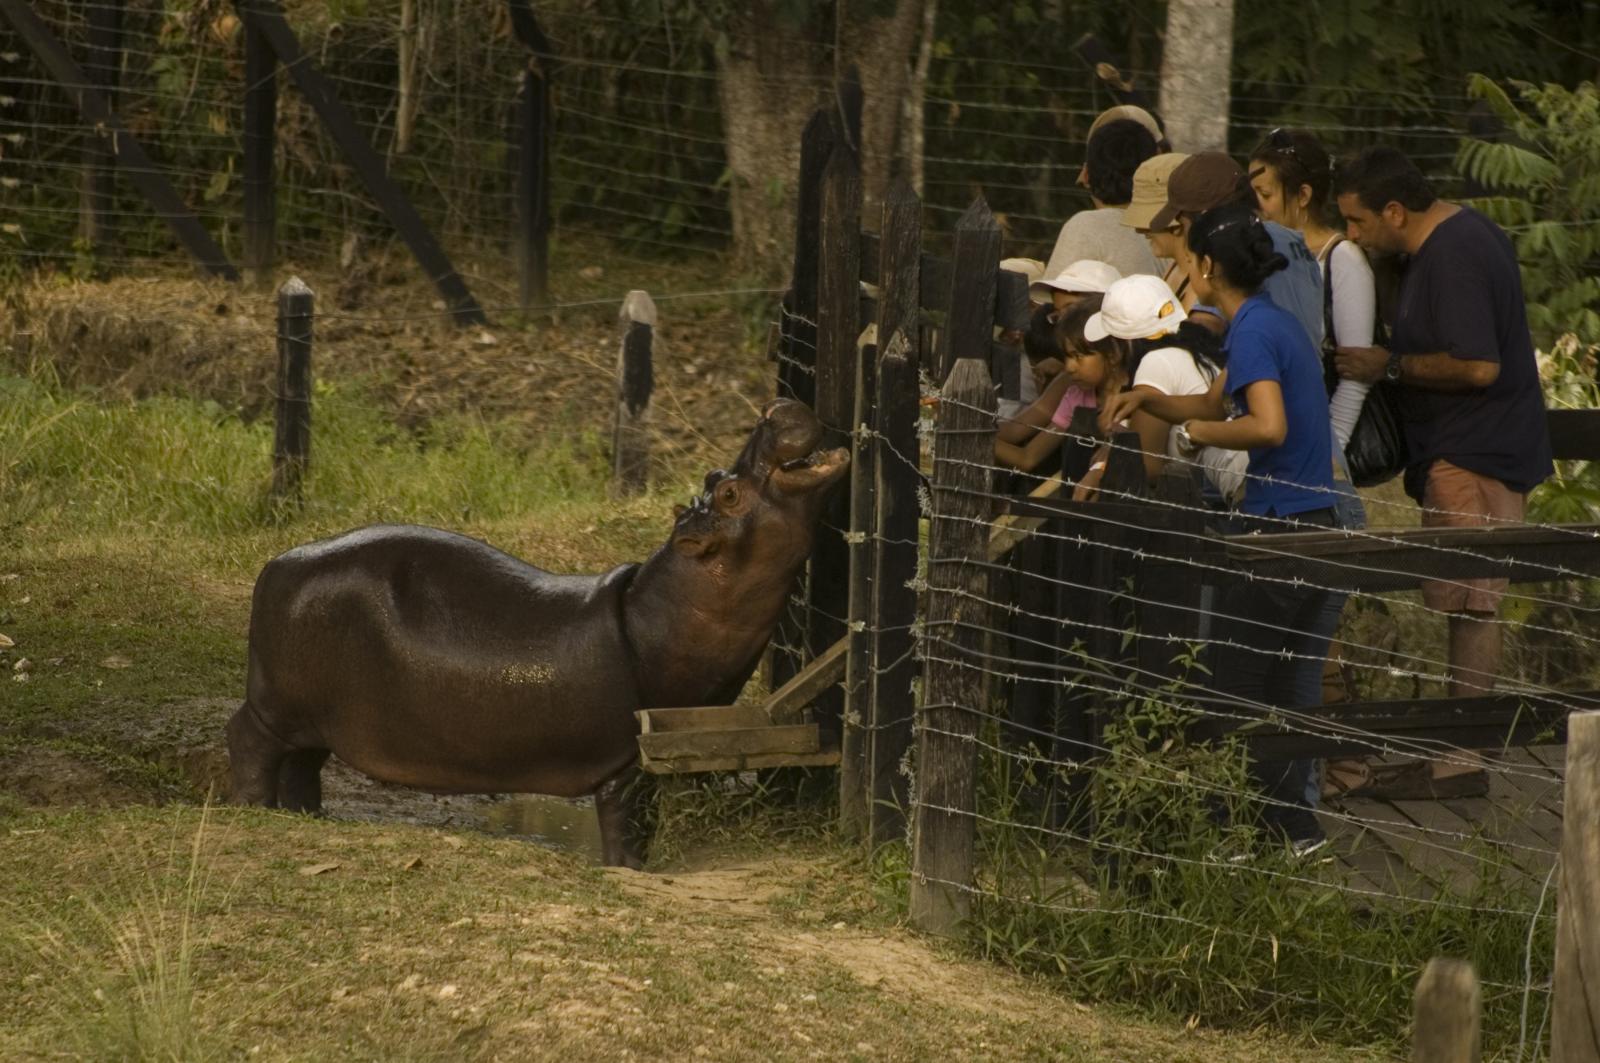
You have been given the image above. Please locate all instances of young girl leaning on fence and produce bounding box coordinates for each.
[1070,274,1249,505]
[1101,203,1340,854]
[994,287,1120,475]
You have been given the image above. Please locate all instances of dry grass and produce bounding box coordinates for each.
[0,806,1393,1063]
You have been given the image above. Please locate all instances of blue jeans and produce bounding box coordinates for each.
[1212,507,1342,841]
[1300,446,1365,804]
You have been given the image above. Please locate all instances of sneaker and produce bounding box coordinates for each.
[1362,761,1490,801]
[1289,834,1331,860]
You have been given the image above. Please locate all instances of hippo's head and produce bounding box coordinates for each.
[669,400,849,563]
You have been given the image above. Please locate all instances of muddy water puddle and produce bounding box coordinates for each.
[317,759,606,862]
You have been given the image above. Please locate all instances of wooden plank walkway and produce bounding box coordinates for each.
[1317,744,1566,904]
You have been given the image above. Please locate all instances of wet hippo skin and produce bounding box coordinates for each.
[227,400,849,867]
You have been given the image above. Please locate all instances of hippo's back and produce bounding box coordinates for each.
[246,524,642,796]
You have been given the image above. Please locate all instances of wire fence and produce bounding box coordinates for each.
[0,0,1508,288]
[824,339,1598,1052]
[5,4,1598,1054]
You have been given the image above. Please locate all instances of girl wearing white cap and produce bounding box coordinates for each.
[1075,274,1248,504]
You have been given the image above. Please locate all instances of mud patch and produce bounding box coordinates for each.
[0,750,153,807]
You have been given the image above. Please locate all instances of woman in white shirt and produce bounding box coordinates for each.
[1248,128,1377,452]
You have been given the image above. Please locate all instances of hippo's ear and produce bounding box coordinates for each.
[672,504,688,520]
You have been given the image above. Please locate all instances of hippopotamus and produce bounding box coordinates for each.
[226,399,848,867]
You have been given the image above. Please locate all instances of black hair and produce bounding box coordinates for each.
[1186,203,1287,295]
[1125,318,1226,384]
[1332,146,1437,214]
[1022,302,1061,362]
[1084,119,1159,207]
[1051,294,1108,355]
[1249,128,1333,220]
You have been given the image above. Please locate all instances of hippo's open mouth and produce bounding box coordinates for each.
[771,445,851,492]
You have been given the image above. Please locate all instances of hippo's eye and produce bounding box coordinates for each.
[716,481,740,507]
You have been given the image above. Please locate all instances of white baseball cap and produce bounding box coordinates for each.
[1084,274,1188,342]
[1029,259,1122,302]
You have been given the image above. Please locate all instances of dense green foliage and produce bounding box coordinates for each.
[3,0,1597,270]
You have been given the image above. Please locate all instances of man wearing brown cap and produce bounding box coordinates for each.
[1149,151,1324,349]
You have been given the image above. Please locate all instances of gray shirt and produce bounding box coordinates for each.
[1044,206,1160,281]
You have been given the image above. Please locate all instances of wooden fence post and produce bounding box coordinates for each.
[766,109,834,695]
[514,60,552,315]
[867,332,921,849]
[80,0,122,257]
[911,357,997,936]
[807,142,861,742]
[936,198,1002,382]
[612,291,655,495]
[864,178,923,850]
[271,277,314,501]
[1553,710,1600,1061]
[242,6,277,287]
[838,320,878,837]
[1412,958,1481,1063]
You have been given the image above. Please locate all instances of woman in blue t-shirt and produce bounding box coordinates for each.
[1102,203,1338,854]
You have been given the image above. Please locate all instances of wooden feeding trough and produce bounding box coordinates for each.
[636,638,847,774]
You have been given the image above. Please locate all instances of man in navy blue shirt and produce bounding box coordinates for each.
[1333,147,1552,799]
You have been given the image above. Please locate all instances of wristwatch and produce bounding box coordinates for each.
[1173,421,1196,455]
[1384,350,1403,383]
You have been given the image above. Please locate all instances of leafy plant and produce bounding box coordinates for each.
[1457,76,1600,522]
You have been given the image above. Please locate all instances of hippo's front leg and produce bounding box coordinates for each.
[594,763,645,869]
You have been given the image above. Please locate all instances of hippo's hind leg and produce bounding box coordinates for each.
[227,701,290,807]
[595,764,646,870]
[277,749,331,813]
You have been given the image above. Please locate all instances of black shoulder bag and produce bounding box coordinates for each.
[1323,237,1408,487]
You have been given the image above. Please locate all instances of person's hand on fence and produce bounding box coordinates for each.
[1334,345,1390,384]
[1071,452,1109,502]
[1099,388,1146,433]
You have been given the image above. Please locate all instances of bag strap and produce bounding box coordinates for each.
[1321,234,1342,351]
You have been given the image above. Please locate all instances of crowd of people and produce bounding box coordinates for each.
[991,106,1555,855]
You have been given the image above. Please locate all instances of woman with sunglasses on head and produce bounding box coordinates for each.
[1250,130,1377,466]
[1101,203,1338,855]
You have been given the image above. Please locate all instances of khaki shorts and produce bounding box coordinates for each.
[1420,459,1527,614]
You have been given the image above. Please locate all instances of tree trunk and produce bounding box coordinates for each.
[838,0,927,221]
[715,5,829,279]
[1157,0,1234,153]
[716,0,927,274]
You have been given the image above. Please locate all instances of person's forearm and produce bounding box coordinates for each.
[1188,414,1281,451]
[1399,351,1499,392]
[1139,389,1224,425]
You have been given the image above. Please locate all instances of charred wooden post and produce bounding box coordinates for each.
[611,291,655,495]
[767,109,834,695]
[911,358,996,936]
[1552,711,1600,1062]
[806,143,861,742]
[864,179,923,850]
[79,0,122,257]
[271,277,314,501]
[838,320,878,838]
[512,55,553,316]
[935,199,1001,382]
[242,3,278,287]
[1412,958,1481,1063]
